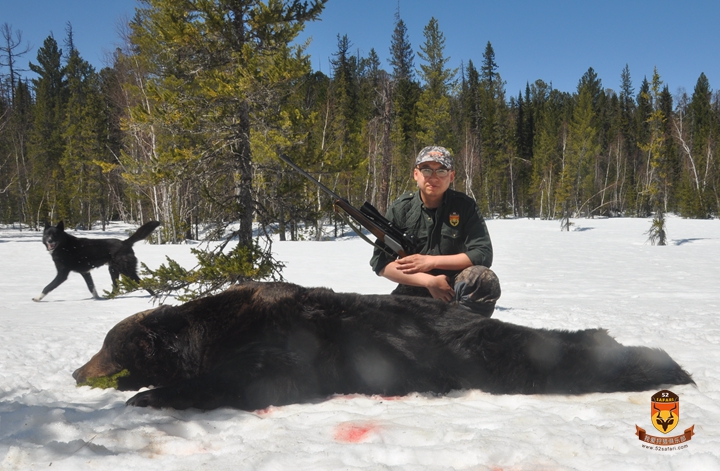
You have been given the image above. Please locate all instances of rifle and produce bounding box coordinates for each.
[278,153,418,257]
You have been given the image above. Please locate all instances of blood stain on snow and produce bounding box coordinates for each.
[254,406,276,417]
[373,394,402,401]
[333,422,380,443]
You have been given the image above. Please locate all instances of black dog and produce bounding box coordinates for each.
[33,220,160,301]
[73,281,694,411]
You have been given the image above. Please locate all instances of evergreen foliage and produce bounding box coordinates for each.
[2,13,720,300]
[639,68,669,245]
[109,239,285,302]
[415,17,455,149]
[77,369,130,389]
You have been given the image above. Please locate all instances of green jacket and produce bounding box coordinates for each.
[369,189,493,276]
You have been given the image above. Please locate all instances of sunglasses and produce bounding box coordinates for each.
[417,167,451,177]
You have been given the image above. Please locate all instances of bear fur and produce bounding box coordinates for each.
[74,281,694,411]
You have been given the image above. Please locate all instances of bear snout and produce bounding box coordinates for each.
[74,365,93,384]
[74,348,121,385]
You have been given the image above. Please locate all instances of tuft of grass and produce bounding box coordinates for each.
[77,369,130,389]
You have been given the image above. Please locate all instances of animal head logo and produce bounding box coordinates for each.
[449,212,460,227]
[651,390,679,434]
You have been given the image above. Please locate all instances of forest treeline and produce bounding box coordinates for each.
[2,1,719,248]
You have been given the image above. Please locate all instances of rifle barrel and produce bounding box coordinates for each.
[278,153,415,258]
[277,154,344,202]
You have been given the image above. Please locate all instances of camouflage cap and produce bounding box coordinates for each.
[415,146,453,170]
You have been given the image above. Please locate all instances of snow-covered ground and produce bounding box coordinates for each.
[1,216,718,470]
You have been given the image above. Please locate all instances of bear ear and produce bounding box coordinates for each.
[57,221,65,231]
[141,305,188,336]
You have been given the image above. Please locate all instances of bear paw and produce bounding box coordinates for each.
[126,390,161,408]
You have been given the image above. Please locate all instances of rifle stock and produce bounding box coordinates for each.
[278,153,417,257]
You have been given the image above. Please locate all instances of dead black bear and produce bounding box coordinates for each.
[74,281,694,411]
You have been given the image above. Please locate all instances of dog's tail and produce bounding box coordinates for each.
[124,221,161,246]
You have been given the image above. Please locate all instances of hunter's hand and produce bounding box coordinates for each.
[396,254,436,274]
[426,275,454,303]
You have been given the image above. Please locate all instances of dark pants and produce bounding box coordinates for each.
[391,265,501,317]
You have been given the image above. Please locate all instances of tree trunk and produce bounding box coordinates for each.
[234,100,254,247]
[378,74,393,215]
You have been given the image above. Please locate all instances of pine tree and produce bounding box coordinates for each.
[456,59,481,200]
[518,83,534,162]
[388,10,419,198]
[0,25,34,223]
[604,64,636,216]
[415,17,455,148]
[530,84,567,220]
[462,60,481,132]
[328,34,362,167]
[479,42,500,172]
[659,85,679,213]
[633,77,652,215]
[619,64,637,156]
[480,42,498,85]
[682,72,715,217]
[28,35,67,223]
[127,0,325,242]
[388,13,414,82]
[639,68,668,245]
[362,47,393,214]
[513,83,534,216]
[0,23,31,104]
[118,0,326,299]
[61,25,108,228]
[478,41,510,216]
[558,84,600,220]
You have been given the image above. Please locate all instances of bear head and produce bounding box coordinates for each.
[73,305,192,391]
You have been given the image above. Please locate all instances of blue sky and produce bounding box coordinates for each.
[4,0,719,98]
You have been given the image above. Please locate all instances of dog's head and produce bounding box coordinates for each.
[42,221,66,253]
